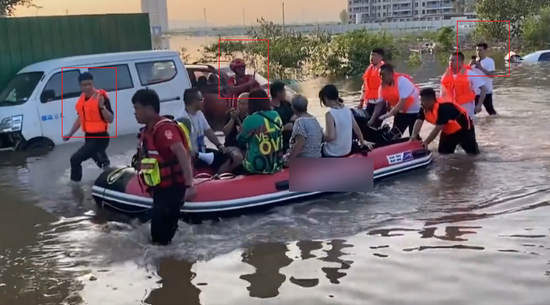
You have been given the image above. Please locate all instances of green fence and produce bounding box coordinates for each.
[0,14,152,90]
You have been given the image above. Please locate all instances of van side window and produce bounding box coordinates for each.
[88,65,134,91]
[135,60,177,86]
[41,69,81,103]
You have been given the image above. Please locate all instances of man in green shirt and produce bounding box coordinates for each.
[237,89,284,174]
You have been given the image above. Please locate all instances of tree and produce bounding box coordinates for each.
[0,0,37,16]
[339,9,348,23]
[523,7,550,50]
[435,26,455,51]
[474,0,550,39]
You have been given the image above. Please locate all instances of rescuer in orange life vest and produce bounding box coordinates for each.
[410,87,479,155]
[377,64,421,137]
[133,89,195,246]
[227,58,260,108]
[64,72,114,183]
[440,52,487,120]
[358,48,387,128]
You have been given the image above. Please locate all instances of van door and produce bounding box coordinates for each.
[134,57,189,118]
[85,64,138,136]
[37,68,84,144]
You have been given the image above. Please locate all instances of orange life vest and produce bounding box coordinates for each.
[138,118,189,188]
[379,73,417,113]
[424,99,470,135]
[362,61,385,100]
[440,67,476,105]
[75,89,109,133]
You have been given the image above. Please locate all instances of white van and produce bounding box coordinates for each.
[0,50,191,151]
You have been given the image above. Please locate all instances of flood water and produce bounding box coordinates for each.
[2,37,550,305]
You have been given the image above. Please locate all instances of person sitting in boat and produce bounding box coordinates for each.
[319,85,370,157]
[177,88,240,174]
[377,64,421,137]
[221,92,249,173]
[270,81,295,151]
[236,89,284,174]
[410,87,479,155]
[284,94,323,165]
[227,58,260,108]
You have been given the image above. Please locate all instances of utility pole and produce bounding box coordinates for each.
[242,8,246,27]
[203,8,207,28]
[282,2,286,29]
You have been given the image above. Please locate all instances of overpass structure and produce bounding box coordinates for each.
[166,19,477,37]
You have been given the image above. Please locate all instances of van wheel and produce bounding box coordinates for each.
[20,138,55,152]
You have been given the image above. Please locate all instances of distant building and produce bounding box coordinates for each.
[141,0,169,49]
[347,0,476,24]
[141,0,169,33]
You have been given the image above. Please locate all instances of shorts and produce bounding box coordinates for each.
[438,123,479,155]
[194,150,227,169]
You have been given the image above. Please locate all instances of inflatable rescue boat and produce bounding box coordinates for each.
[92,139,433,218]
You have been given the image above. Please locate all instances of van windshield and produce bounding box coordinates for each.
[0,72,44,106]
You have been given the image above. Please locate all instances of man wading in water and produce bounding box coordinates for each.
[64,72,113,184]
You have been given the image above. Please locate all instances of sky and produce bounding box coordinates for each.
[15,0,347,27]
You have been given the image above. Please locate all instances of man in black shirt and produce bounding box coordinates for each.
[269,82,295,150]
[64,72,113,183]
[410,88,479,155]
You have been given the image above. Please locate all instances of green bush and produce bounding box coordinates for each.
[197,19,402,79]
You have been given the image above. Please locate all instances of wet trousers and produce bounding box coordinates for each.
[476,94,497,115]
[393,112,418,137]
[150,186,186,245]
[70,136,110,182]
[438,122,480,155]
[365,101,387,128]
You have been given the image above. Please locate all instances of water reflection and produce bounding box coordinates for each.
[239,242,292,298]
[318,239,354,284]
[145,258,201,305]
[288,240,324,288]
[419,225,481,241]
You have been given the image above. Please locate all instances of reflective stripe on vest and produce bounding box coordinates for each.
[75,90,109,133]
[424,99,470,135]
[380,73,416,112]
[440,67,476,105]
[362,61,384,99]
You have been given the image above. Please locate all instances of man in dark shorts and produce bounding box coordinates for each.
[410,88,479,155]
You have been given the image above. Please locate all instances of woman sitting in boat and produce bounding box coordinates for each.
[236,89,284,174]
[319,85,370,157]
[221,92,249,173]
[284,94,323,165]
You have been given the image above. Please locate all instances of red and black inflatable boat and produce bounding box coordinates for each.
[92,140,433,217]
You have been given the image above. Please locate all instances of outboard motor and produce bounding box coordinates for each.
[351,108,402,146]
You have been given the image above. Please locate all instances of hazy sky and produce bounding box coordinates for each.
[16,0,346,26]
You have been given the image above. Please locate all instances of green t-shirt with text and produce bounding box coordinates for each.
[237,110,284,174]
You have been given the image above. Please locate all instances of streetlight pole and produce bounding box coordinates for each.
[282,2,286,29]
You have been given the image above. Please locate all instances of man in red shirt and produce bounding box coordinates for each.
[227,58,260,108]
[132,89,195,246]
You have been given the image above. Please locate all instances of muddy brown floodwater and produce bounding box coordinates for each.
[1,38,550,305]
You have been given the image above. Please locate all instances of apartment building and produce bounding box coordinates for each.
[348,0,463,24]
[141,0,169,33]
